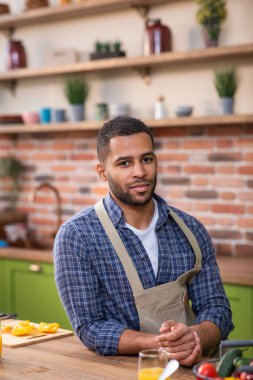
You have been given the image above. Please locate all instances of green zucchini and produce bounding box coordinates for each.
[217,348,243,377]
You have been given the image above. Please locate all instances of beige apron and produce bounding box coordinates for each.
[95,200,202,334]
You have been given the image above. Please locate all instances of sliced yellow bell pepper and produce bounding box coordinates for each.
[37,322,60,333]
[1,324,12,333]
[12,323,35,336]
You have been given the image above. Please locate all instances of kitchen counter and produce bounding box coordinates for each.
[0,247,252,286]
[0,335,195,380]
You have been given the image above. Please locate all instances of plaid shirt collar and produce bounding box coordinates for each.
[103,192,171,229]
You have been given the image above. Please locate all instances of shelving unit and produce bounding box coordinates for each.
[0,114,252,135]
[0,1,252,129]
[0,43,252,84]
[0,0,174,31]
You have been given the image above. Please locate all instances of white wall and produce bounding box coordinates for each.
[0,0,252,119]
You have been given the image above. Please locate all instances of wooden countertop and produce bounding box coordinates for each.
[0,335,195,380]
[0,247,252,286]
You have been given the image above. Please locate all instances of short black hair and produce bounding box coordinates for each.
[97,116,154,162]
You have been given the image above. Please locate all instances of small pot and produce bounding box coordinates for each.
[220,97,234,115]
[202,25,220,47]
[70,104,84,122]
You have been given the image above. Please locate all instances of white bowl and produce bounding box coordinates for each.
[174,106,193,117]
[109,103,129,119]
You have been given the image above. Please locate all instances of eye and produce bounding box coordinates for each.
[118,160,130,167]
[142,156,154,164]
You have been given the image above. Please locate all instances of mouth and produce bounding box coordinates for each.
[129,182,151,192]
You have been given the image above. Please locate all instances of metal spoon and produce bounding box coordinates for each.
[158,359,179,380]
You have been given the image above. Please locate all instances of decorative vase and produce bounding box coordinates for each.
[220,97,234,115]
[69,104,84,122]
[6,40,27,69]
[202,25,220,47]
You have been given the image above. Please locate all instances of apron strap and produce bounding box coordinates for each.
[169,209,202,271]
[94,199,144,294]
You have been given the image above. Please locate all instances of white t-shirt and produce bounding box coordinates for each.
[125,199,159,277]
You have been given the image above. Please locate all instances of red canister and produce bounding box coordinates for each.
[6,40,27,70]
[144,19,172,56]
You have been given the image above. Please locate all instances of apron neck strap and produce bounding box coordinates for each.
[168,208,202,272]
[95,199,144,294]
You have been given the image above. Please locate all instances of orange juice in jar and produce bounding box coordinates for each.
[139,367,165,380]
[138,349,168,380]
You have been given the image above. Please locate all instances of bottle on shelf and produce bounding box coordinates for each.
[154,96,166,120]
[144,19,172,56]
[5,40,27,70]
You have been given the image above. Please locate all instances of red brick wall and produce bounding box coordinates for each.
[0,124,252,256]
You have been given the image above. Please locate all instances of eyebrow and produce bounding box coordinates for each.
[114,151,155,164]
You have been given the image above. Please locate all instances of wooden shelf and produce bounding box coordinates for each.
[0,114,252,135]
[0,43,252,83]
[0,0,175,30]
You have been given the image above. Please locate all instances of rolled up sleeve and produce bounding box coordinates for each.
[189,223,234,339]
[54,224,126,355]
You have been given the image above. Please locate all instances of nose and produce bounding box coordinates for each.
[132,161,145,178]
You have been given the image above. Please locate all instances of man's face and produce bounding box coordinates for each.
[97,132,157,206]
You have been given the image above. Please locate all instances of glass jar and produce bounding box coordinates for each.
[95,103,108,121]
[144,19,172,56]
[5,40,27,70]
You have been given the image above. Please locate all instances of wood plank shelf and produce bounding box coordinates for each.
[0,0,175,30]
[0,114,252,135]
[0,43,252,83]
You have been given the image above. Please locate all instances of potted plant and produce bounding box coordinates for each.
[0,155,24,211]
[64,76,89,121]
[90,40,126,60]
[196,0,227,47]
[214,66,239,114]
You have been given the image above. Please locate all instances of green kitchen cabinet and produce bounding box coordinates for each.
[0,259,7,312]
[224,283,253,356]
[1,259,72,330]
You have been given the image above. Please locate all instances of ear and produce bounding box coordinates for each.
[97,162,108,182]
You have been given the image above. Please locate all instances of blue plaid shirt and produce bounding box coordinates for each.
[54,193,233,355]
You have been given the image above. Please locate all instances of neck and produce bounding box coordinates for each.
[110,194,155,229]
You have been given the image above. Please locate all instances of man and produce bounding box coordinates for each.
[54,116,233,366]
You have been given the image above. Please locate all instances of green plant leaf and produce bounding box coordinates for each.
[64,76,89,104]
[214,66,239,97]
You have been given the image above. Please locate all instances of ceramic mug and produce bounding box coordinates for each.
[40,108,51,124]
[53,109,66,123]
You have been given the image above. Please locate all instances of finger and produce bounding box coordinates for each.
[180,340,201,366]
[162,348,193,361]
[158,340,195,352]
[159,320,175,333]
[180,332,202,367]
[156,328,191,344]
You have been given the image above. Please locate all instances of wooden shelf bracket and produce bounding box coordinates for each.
[1,79,17,95]
[1,27,14,40]
[134,67,151,85]
[132,5,150,20]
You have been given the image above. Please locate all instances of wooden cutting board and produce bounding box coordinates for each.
[2,319,74,347]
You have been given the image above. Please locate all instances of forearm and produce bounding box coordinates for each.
[118,329,159,355]
[189,321,221,354]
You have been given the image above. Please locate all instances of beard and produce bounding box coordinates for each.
[107,174,157,206]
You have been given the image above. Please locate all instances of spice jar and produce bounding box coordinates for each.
[144,19,172,56]
[6,40,27,70]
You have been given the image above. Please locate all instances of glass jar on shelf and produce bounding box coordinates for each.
[144,19,172,56]
[5,40,27,70]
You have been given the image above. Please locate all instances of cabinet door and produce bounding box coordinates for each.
[0,260,7,312]
[224,284,253,356]
[4,259,72,330]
